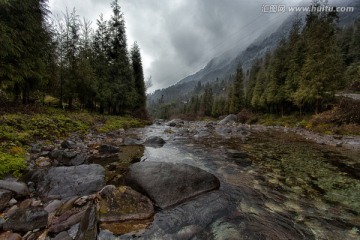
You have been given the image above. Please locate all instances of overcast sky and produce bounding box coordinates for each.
[48,0,306,92]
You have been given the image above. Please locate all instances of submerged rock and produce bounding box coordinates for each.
[31,164,105,199]
[144,136,166,147]
[3,207,48,232]
[141,191,233,238]
[125,162,220,209]
[99,145,120,154]
[167,119,184,127]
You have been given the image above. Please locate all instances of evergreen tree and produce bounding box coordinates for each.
[0,0,51,103]
[294,8,343,113]
[229,65,244,113]
[130,42,146,112]
[108,0,135,114]
[93,14,111,113]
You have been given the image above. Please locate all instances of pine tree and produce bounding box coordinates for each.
[294,8,343,113]
[0,0,51,103]
[229,65,244,113]
[131,42,146,113]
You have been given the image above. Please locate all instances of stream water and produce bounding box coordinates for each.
[115,122,360,240]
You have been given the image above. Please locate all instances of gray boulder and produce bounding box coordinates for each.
[3,207,48,232]
[219,114,237,125]
[0,180,29,197]
[125,162,220,209]
[49,150,77,166]
[31,164,105,199]
[144,136,166,147]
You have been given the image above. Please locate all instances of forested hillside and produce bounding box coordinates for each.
[0,0,146,116]
[150,5,360,122]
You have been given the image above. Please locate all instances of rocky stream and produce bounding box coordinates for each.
[0,115,360,240]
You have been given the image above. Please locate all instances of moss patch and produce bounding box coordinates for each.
[0,108,149,178]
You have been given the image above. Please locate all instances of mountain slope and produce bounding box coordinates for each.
[147,0,360,106]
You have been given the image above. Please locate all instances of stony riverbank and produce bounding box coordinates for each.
[0,114,359,239]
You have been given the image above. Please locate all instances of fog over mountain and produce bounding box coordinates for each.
[48,0,307,92]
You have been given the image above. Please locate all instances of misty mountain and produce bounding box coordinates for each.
[147,0,360,106]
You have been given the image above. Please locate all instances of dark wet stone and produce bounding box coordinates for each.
[69,154,87,166]
[0,189,12,210]
[75,205,97,240]
[31,164,105,199]
[144,136,166,147]
[0,180,30,197]
[219,114,237,125]
[61,140,76,149]
[141,191,233,238]
[3,207,48,232]
[99,144,120,154]
[167,119,184,127]
[98,185,154,222]
[49,150,77,166]
[125,162,220,209]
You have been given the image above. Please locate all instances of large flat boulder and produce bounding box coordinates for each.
[31,164,105,199]
[125,162,220,209]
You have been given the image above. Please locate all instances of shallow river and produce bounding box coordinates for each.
[116,122,360,240]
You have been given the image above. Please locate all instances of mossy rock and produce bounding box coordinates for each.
[98,185,154,223]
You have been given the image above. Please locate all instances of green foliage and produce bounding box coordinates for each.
[229,66,245,114]
[0,109,148,177]
[96,116,148,133]
[0,152,26,178]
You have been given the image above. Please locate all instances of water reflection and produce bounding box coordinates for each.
[130,123,360,239]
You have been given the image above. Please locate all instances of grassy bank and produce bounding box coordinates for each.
[0,107,149,178]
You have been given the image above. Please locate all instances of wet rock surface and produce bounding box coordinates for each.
[1,119,359,239]
[31,164,105,199]
[125,162,220,209]
[143,136,165,147]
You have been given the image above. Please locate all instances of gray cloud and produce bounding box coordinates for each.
[48,0,304,91]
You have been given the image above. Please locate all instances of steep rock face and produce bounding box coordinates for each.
[125,162,220,209]
[30,164,105,199]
